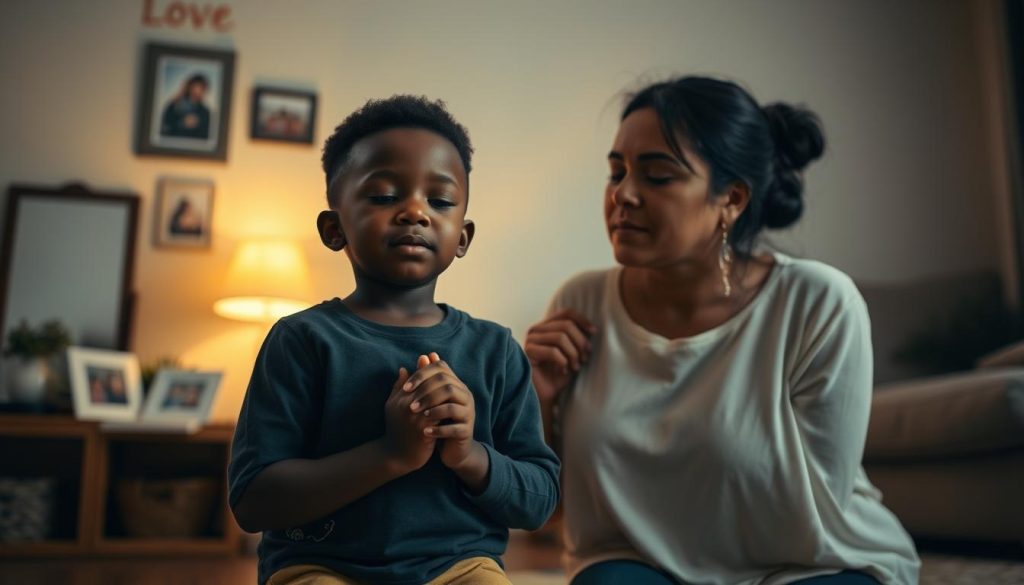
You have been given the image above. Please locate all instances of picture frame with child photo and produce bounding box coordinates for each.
[67,347,143,423]
[141,369,222,428]
[153,178,214,249]
[250,86,317,145]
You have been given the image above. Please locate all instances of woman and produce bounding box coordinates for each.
[525,77,919,585]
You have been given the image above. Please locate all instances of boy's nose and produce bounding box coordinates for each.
[396,200,431,226]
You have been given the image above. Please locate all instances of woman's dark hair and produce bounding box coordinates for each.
[622,76,825,256]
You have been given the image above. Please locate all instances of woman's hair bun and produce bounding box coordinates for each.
[762,103,824,172]
[760,103,825,229]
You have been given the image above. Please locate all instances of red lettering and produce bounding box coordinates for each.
[189,4,214,28]
[212,6,232,31]
[142,0,161,26]
[165,2,187,26]
[141,0,233,31]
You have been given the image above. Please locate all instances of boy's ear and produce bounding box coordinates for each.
[316,210,347,251]
[455,219,475,258]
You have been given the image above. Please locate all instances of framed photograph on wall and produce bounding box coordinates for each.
[135,43,236,161]
[67,347,142,422]
[250,87,317,144]
[154,178,213,249]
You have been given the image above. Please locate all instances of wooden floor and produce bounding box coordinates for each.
[0,531,564,585]
[5,534,1022,585]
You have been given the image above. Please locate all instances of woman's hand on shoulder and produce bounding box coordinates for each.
[525,309,596,402]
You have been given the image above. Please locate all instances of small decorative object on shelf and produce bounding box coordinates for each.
[3,320,70,407]
[141,356,181,393]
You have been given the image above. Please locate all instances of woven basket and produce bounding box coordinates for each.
[0,478,54,541]
[116,478,218,538]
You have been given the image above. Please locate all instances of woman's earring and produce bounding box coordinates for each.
[719,219,732,298]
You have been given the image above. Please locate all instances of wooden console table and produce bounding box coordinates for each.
[0,415,240,557]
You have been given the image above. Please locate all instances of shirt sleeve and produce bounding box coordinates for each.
[227,320,323,509]
[464,332,561,530]
[789,287,874,508]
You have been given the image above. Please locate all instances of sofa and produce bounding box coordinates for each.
[857,271,1024,545]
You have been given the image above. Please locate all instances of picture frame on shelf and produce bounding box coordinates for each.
[99,368,222,434]
[67,347,142,422]
[134,43,236,161]
[153,178,214,249]
[250,86,317,144]
[140,368,222,428]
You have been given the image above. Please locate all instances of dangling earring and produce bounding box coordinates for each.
[718,219,732,298]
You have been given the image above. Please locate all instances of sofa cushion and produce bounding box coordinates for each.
[856,271,1003,384]
[865,369,1024,461]
[978,339,1024,369]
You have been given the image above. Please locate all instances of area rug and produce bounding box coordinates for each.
[919,553,1024,584]
[508,554,1024,584]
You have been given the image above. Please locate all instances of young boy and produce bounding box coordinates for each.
[228,96,559,585]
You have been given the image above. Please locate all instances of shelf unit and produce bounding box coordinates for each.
[0,415,240,557]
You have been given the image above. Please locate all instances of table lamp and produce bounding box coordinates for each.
[213,240,313,322]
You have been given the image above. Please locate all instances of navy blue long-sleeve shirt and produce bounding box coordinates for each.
[228,300,560,585]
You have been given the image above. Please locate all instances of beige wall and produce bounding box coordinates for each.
[0,0,1009,421]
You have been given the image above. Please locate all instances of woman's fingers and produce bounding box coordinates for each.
[527,331,584,370]
[529,317,592,356]
[524,343,571,374]
[542,309,596,335]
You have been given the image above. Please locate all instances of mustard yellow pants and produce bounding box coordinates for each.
[267,557,511,585]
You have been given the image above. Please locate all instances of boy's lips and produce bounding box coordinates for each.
[389,233,435,250]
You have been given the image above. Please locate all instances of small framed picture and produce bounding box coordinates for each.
[135,43,236,161]
[67,347,143,422]
[154,178,214,249]
[140,369,222,426]
[250,87,317,144]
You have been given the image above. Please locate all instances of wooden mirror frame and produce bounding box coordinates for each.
[0,183,139,350]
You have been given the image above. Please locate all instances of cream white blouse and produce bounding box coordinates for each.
[550,253,919,585]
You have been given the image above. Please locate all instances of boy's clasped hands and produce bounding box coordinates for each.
[384,352,480,475]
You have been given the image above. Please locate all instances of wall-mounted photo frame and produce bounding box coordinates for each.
[67,347,142,422]
[135,43,236,161]
[250,87,317,144]
[154,178,213,249]
[140,369,222,427]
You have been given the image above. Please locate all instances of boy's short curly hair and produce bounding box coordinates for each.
[320,95,473,205]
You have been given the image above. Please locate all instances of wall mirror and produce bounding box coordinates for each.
[0,183,139,351]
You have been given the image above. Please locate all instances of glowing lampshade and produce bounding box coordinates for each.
[213,240,313,322]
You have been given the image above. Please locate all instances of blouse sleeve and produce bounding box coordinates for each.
[789,287,874,507]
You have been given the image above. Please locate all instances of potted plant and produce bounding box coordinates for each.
[4,320,71,405]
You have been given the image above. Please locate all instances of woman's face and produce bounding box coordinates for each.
[604,107,724,270]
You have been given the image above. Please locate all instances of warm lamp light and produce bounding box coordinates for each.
[213,240,314,322]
